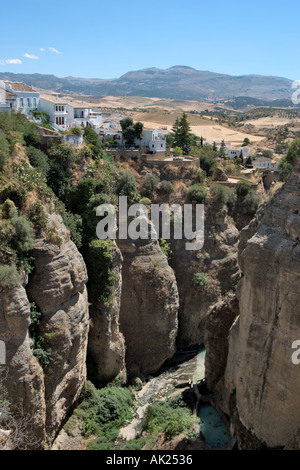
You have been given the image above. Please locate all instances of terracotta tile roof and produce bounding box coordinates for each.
[4,81,36,92]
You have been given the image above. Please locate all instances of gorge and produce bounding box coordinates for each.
[0,121,299,451]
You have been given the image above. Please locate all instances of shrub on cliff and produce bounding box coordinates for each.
[188,184,207,203]
[86,239,115,304]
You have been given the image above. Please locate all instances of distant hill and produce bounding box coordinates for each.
[0,66,294,102]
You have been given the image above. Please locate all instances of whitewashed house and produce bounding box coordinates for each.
[3,81,39,117]
[39,96,69,131]
[0,81,16,112]
[225,145,249,161]
[252,157,279,171]
[136,128,166,153]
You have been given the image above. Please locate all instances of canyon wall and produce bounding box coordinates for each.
[0,213,89,448]
[206,161,300,449]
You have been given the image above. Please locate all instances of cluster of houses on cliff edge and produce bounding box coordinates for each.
[0,80,167,153]
[0,80,279,168]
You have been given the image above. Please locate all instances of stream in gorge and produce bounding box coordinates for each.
[118,346,232,449]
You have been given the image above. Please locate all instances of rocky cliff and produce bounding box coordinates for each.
[118,235,179,380]
[0,213,89,448]
[87,242,126,387]
[206,161,300,449]
[170,203,240,349]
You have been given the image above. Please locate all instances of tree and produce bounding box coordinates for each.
[142,173,160,199]
[236,180,251,197]
[173,146,183,157]
[120,117,144,146]
[242,138,250,147]
[0,132,10,170]
[84,127,102,157]
[117,170,139,203]
[219,140,226,158]
[171,113,193,155]
[188,184,207,203]
[199,154,216,176]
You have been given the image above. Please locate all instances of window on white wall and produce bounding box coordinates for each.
[20,98,24,107]
[27,98,31,107]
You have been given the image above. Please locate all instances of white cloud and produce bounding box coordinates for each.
[40,48,46,52]
[49,47,62,55]
[24,53,40,60]
[0,59,22,65]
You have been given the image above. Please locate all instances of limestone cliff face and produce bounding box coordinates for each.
[0,283,46,448]
[87,242,126,386]
[118,236,179,379]
[213,162,300,449]
[170,205,240,349]
[26,213,89,444]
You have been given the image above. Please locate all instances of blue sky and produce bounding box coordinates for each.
[0,0,299,80]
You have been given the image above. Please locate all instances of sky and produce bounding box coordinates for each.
[0,0,299,81]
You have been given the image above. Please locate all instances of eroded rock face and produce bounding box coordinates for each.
[217,162,300,449]
[170,205,240,349]
[87,242,126,386]
[204,294,239,392]
[26,213,89,444]
[118,237,179,379]
[0,283,46,449]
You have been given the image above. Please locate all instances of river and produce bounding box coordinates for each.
[119,345,232,449]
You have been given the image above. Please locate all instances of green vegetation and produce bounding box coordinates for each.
[83,127,102,157]
[0,132,10,170]
[116,170,139,203]
[0,263,21,289]
[120,117,143,146]
[159,180,173,193]
[199,154,216,176]
[159,238,172,259]
[191,271,210,289]
[29,302,53,370]
[170,113,194,155]
[142,396,198,442]
[67,381,134,450]
[26,146,50,177]
[142,173,160,198]
[188,184,207,203]
[236,180,251,197]
[210,184,237,208]
[86,239,116,305]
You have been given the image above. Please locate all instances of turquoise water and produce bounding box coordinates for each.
[197,403,231,448]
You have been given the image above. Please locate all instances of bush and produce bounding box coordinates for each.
[86,239,115,304]
[0,263,21,289]
[117,170,139,203]
[188,184,207,203]
[62,211,83,248]
[29,200,48,231]
[159,180,173,193]
[26,146,50,177]
[243,190,261,215]
[191,271,210,289]
[199,154,216,176]
[236,180,251,197]
[10,211,35,255]
[0,132,10,170]
[142,174,160,198]
[211,184,237,207]
[142,400,196,441]
[278,155,293,182]
[29,302,53,370]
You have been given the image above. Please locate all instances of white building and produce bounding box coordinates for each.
[39,96,69,131]
[252,157,279,171]
[2,81,39,117]
[225,146,249,160]
[136,128,166,153]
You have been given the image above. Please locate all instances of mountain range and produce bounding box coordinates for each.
[0,66,295,103]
